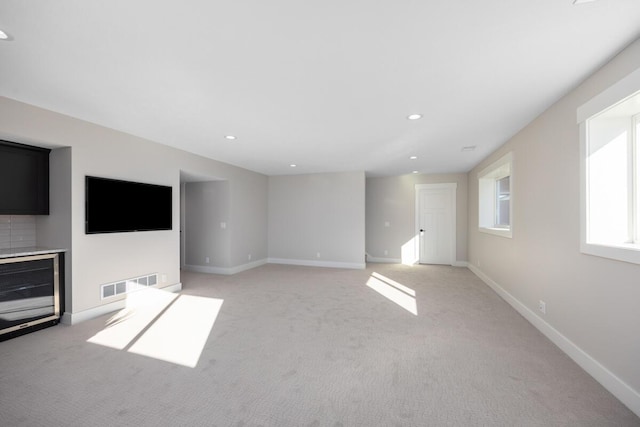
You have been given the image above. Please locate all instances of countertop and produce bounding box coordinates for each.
[0,246,67,259]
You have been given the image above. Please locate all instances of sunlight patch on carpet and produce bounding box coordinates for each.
[366,272,417,315]
[87,288,222,368]
[129,295,223,368]
[87,288,177,350]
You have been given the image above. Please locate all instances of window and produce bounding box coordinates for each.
[496,176,511,227]
[579,67,640,264]
[478,152,513,238]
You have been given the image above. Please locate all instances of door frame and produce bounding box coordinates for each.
[415,183,457,266]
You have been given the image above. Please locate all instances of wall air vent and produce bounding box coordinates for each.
[100,273,158,300]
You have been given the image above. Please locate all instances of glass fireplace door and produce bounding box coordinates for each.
[0,253,60,336]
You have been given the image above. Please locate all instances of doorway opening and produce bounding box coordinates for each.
[179,171,228,271]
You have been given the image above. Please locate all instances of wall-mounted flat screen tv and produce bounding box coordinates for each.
[85,176,172,234]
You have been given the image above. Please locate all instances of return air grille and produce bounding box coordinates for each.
[101,273,158,300]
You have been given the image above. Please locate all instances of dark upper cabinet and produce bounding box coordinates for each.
[0,140,50,215]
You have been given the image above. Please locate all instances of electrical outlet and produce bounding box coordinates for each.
[161,274,167,283]
[205,256,210,264]
[384,249,388,256]
[384,221,390,227]
[248,253,252,261]
[538,300,546,314]
[316,252,321,258]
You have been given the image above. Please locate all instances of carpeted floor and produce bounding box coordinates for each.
[0,263,638,426]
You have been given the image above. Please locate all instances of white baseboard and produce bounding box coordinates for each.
[183,258,267,276]
[60,282,182,325]
[367,256,402,264]
[366,258,468,267]
[268,258,366,270]
[468,264,640,418]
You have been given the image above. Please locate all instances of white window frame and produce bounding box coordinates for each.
[578,67,640,265]
[478,152,513,238]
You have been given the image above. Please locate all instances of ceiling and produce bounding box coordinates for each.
[1,1,639,177]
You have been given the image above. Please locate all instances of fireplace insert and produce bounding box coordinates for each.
[0,253,60,340]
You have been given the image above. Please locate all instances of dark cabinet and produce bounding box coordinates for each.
[0,140,50,215]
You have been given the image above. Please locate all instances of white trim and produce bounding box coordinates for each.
[579,80,640,265]
[180,181,186,270]
[364,257,469,267]
[579,120,589,257]
[367,256,402,264]
[577,67,640,123]
[478,152,513,180]
[182,258,267,275]
[183,264,226,275]
[468,264,640,418]
[479,227,512,238]
[227,258,267,274]
[268,257,366,270]
[414,183,458,190]
[415,183,457,266]
[60,282,182,325]
[580,242,640,265]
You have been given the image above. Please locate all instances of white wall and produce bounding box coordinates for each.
[467,39,640,415]
[229,172,269,268]
[366,173,468,264]
[0,96,268,317]
[36,147,72,310]
[268,172,366,269]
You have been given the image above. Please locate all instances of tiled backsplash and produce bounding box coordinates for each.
[0,215,37,249]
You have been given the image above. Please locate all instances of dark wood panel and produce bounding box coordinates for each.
[0,140,50,215]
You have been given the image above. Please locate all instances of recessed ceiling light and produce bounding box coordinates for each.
[412,171,419,174]
[225,135,236,140]
[409,156,418,160]
[290,164,297,168]
[461,146,476,152]
[573,0,597,4]
[0,29,10,40]
[407,114,422,120]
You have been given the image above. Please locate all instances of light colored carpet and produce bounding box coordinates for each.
[0,263,637,426]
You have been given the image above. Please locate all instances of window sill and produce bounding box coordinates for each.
[479,227,512,238]
[581,241,640,265]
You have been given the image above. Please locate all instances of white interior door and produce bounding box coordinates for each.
[416,184,456,265]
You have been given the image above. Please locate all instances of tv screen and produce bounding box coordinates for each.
[85,176,172,234]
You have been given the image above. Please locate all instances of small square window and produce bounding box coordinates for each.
[478,152,513,238]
